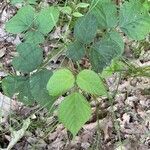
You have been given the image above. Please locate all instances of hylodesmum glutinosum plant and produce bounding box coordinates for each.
[2,4,60,107]
[2,0,150,137]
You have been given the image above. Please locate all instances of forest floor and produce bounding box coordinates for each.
[0,0,150,150]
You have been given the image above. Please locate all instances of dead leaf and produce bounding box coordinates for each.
[0,93,16,123]
[2,117,31,150]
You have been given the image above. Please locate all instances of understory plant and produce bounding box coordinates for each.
[2,0,150,137]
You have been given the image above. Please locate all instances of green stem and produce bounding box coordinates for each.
[99,74,123,149]
[93,95,102,150]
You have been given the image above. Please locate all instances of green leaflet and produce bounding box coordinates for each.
[72,12,84,17]
[47,69,75,97]
[119,0,150,40]
[102,31,124,53]
[5,6,35,34]
[30,69,56,109]
[34,7,60,34]
[77,69,107,96]
[76,3,90,8]
[25,6,59,43]
[74,13,98,44]
[58,92,92,137]
[2,76,27,97]
[2,76,35,105]
[17,78,35,105]
[89,39,122,72]
[67,41,85,61]
[91,0,117,29]
[24,31,45,44]
[12,43,43,73]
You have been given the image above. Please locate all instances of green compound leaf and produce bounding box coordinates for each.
[77,69,107,96]
[67,41,85,61]
[58,92,92,137]
[12,43,43,73]
[47,69,75,97]
[24,6,59,44]
[74,13,98,44]
[30,69,56,109]
[89,39,122,72]
[5,6,35,34]
[24,31,45,44]
[91,0,117,29]
[2,76,35,105]
[119,0,150,40]
[35,7,60,34]
[6,6,59,43]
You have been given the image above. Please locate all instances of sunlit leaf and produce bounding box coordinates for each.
[58,92,92,137]
[77,69,107,96]
[47,69,75,96]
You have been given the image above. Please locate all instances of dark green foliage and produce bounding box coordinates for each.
[2,69,56,107]
[30,69,55,109]
[67,41,85,61]
[89,40,121,72]
[119,0,150,40]
[12,43,43,73]
[91,0,117,29]
[6,6,59,44]
[102,31,124,52]
[74,13,98,44]
[6,6,35,34]
[2,76,35,105]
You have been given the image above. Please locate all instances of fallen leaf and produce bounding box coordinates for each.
[2,117,31,150]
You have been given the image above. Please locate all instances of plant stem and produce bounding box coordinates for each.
[93,96,102,150]
[99,74,123,149]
